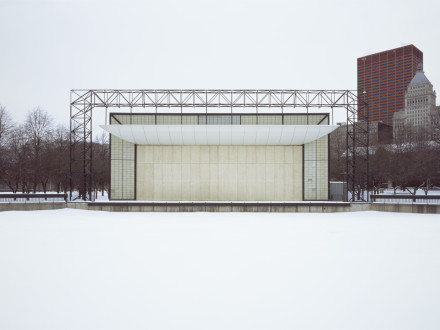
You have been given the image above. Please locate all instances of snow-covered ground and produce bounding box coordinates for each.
[1,210,439,330]
[348,188,440,203]
[378,188,440,195]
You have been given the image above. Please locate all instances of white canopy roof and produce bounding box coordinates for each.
[100,124,338,145]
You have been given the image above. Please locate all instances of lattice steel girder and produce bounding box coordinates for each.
[70,89,366,202]
[71,89,359,108]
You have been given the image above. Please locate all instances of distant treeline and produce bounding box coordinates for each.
[330,122,440,196]
[0,105,109,195]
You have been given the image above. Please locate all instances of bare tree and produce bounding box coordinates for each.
[329,127,347,181]
[1,107,110,197]
[2,125,31,193]
[0,105,14,147]
[370,145,391,193]
[0,106,15,189]
[49,124,70,193]
[25,107,53,154]
[93,132,110,197]
[24,107,53,192]
[430,111,440,146]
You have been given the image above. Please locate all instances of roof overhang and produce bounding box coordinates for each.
[100,125,338,145]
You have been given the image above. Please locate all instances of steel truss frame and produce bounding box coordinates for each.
[70,89,368,201]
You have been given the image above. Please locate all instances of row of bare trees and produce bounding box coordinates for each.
[330,121,440,195]
[0,105,109,195]
[369,141,440,195]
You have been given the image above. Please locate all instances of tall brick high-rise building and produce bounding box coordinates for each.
[357,45,423,125]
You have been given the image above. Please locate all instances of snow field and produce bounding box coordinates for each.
[0,210,439,330]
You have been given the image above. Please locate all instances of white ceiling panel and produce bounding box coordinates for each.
[100,125,338,145]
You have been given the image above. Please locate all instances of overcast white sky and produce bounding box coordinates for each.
[1,0,439,126]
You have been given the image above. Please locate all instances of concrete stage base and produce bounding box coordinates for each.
[0,202,67,212]
[1,201,439,214]
[66,201,439,214]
